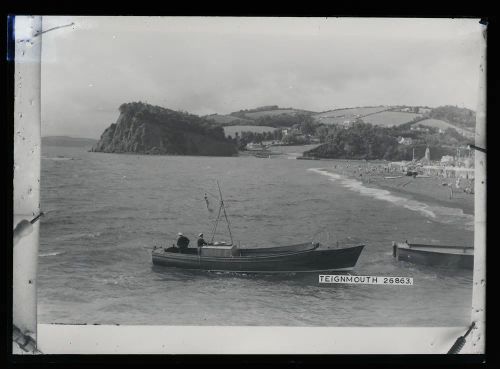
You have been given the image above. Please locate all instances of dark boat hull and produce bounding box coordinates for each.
[152,245,364,273]
[393,243,473,270]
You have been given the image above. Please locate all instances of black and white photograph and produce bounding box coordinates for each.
[12,16,486,355]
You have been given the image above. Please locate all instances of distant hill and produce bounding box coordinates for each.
[228,106,315,122]
[413,118,475,139]
[311,105,476,137]
[362,111,422,127]
[84,103,476,157]
[239,108,314,120]
[206,104,476,132]
[312,106,423,127]
[204,114,254,126]
[92,102,237,156]
[203,106,313,126]
[42,136,97,147]
[427,105,476,130]
[313,106,390,125]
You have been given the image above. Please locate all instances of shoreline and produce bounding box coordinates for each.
[323,161,474,216]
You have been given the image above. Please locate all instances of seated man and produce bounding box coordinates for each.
[176,232,190,252]
[197,233,208,247]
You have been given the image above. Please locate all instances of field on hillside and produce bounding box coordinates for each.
[205,114,253,125]
[416,118,475,138]
[223,125,277,137]
[415,118,456,130]
[314,116,353,125]
[361,111,422,127]
[314,106,389,119]
[242,109,309,119]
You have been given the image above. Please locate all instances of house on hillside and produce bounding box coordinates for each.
[343,120,353,129]
[246,142,266,151]
[282,127,300,136]
[410,125,430,132]
[418,107,432,114]
[441,155,455,164]
[397,137,413,145]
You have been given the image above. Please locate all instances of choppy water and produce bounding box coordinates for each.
[39,146,473,326]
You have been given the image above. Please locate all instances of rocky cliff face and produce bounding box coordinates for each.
[92,102,238,156]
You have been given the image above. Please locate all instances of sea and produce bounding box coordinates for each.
[38,145,474,326]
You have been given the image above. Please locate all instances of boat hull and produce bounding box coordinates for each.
[152,245,364,273]
[393,242,473,270]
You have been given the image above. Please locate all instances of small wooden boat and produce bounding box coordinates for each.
[392,241,473,270]
[152,243,364,273]
[153,181,364,273]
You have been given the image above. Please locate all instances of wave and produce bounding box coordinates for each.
[308,168,474,231]
[42,156,74,161]
[54,232,102,241]
[39,251,65,257]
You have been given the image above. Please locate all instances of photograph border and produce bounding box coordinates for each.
[5,10,492,364]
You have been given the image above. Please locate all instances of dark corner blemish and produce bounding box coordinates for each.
[7,15,15,62]
[479,18,488,26]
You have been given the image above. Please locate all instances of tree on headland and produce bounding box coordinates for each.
[95,102,237,156]
[304,121,467,161]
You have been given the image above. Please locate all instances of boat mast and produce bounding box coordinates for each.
[209,181,234,245]
[209,201,223,243]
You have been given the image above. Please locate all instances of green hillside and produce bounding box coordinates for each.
[204,114,253,126]
[242,108,312,119]
[229,106,315,120]
[304,121,469,161]
[313,106,389,121]
[414,118,475,139]
[428,105,476,130]
[362,111,422,127]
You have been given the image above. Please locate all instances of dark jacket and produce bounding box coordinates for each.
[177,235,190,249]
[197,237,208,247]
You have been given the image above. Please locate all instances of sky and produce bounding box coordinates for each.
[39,17,484,138]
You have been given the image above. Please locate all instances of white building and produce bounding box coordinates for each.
[441,155,454,164]
[398,137,413,145]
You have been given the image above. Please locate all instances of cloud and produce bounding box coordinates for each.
[40,16,483,138]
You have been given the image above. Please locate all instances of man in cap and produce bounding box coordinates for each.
[197,233,208,247]
[176,232,190,252]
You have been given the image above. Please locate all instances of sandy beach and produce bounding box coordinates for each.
[325,160,474,216]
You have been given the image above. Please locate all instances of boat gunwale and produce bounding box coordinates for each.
[395,242,473,255]
[152,244,365,262]
[400,242,473,250]
[397,247,473,257]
